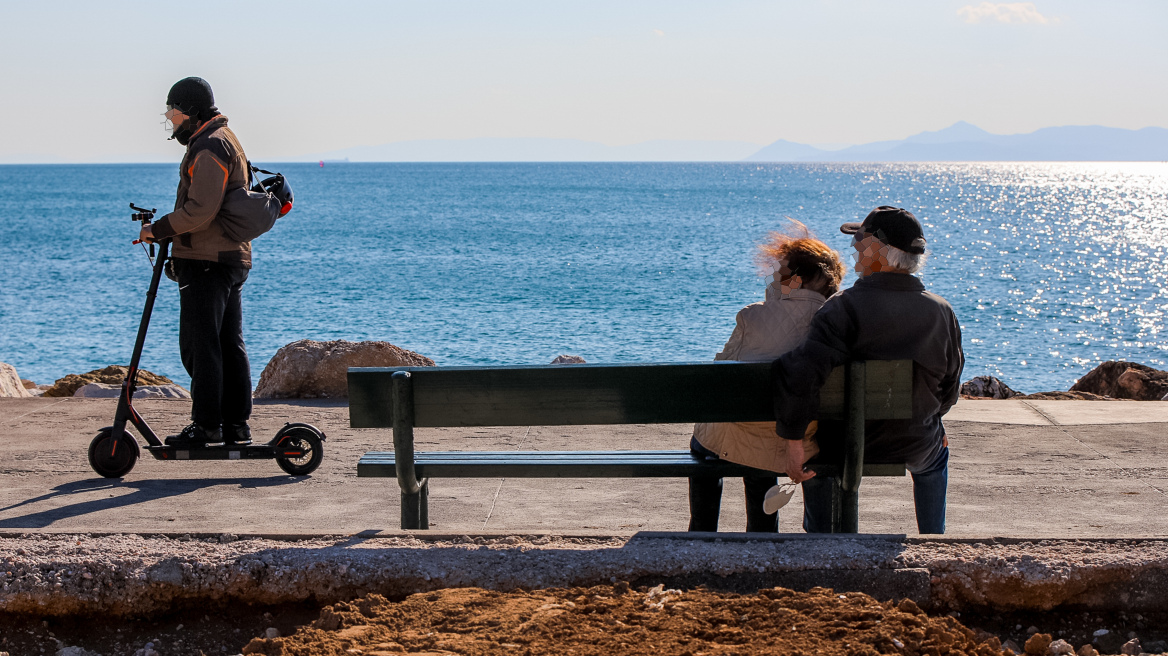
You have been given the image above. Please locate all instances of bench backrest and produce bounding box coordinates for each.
[348,360,912,428]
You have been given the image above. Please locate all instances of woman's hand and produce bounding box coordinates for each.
[785,439,817,483]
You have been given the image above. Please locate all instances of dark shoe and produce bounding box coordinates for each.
[224,422,252,446]
[164,423,221,448]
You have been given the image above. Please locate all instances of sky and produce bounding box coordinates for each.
[0,0,1165,162]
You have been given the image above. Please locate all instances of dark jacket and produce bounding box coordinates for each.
[151,115,252,267]
[771,272,964,471]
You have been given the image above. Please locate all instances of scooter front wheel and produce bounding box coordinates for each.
[88,427,140,478]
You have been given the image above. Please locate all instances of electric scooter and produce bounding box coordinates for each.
[87,203,326,478]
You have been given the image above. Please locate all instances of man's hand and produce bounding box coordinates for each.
[138,225,155,243]
[785,439,817,483]
[942,432,949,448]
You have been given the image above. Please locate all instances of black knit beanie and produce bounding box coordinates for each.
[166,77,219,121]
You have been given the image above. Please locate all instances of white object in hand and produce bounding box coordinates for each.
[763,482,798,514]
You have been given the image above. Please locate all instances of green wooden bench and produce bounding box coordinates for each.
[347,360,912,532]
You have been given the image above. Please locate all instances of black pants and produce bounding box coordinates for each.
[688,437,778,533]
[175,258,253,429]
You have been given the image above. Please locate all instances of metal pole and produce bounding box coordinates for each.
[391,371,427,529]
[840,361,866,533]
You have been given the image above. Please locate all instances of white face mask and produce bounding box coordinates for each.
[763,482,798,514]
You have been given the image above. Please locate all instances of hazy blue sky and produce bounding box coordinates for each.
[1,1,1165,161]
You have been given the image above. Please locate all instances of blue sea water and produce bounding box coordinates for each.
[2,162,1167,394]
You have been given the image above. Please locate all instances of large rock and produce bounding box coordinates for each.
[43,366,174,398]
[1070,361,1168,401]
[550,355,586,365]
[254,339,435,399]
[0,362,32,398]
[73,382,191,399]
[960,375,1021,399]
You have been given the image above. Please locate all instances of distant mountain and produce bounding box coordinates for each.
[299,138,763,162]
[745,123,1168,162]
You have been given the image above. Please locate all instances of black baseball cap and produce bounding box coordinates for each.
[840,206,927,255]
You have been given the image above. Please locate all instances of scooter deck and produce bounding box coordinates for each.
[145,443,309,461]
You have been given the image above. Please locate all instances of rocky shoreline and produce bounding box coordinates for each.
[962,362,1168,401]
[6,342,1168,402]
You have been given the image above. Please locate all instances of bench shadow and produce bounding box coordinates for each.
[0,476,302,529]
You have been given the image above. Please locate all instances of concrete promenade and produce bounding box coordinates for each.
[1,397,1165,537]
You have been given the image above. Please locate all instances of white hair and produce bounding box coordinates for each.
[885,245,927,274]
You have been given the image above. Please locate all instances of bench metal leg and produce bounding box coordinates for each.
[401,479,429,530]
[392,371,429,530]
[840,486,859,533]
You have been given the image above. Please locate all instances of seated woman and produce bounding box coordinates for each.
[689,222,846,532]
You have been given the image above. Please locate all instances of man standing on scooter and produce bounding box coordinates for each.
[138,77,254,449]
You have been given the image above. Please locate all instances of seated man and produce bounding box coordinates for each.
[771,206,964,534]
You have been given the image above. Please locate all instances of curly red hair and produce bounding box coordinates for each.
[755,220,846,297]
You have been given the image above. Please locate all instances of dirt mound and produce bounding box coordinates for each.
[240,585,1006,656]
[43,365,174,397]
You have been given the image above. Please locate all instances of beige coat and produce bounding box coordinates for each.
[692,285,824,472]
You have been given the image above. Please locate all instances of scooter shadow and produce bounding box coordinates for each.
[0,475,302,529]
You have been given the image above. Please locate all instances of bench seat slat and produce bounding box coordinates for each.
[357,450,905,479]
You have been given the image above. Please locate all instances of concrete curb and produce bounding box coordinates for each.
[3,533,1168,618]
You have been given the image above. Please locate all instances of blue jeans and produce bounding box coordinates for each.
[802,447,948,534]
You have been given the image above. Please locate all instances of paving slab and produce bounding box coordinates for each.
[947,398,1168,425]
[2,397,1167,537]
[1023,399,1168,425]
[944,399,1051,425]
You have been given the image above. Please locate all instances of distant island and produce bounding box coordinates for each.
[300,122,1168,163]
[744,122,1168,163]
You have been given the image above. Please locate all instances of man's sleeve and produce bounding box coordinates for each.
[938,310,965,416]
[771,298,853,440]
[151,151,231,238]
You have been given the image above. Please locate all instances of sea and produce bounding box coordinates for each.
[2,162,1167,394]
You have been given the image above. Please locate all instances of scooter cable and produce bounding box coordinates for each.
[139,241,155,267]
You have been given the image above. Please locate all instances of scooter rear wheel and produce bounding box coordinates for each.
[88,427,140,478]
[274,427,324,476]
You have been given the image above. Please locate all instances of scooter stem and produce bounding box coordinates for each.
[112,238,170,447]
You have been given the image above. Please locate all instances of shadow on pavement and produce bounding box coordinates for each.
[0,476,303,529]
